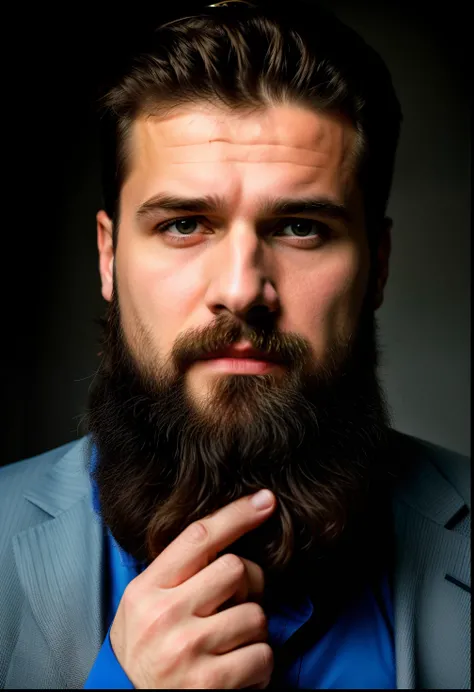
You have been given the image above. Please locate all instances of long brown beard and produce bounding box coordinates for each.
[86,285,394,596]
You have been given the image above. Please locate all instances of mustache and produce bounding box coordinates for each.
[169,312,313,374]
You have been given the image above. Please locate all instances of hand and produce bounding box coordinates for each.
[110,489,277,689]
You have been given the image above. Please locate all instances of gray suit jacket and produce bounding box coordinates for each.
[0,431,470,689]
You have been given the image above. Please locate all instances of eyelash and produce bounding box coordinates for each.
[154,216,332,245]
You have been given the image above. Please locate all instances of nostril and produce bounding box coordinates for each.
[245,304,273,327]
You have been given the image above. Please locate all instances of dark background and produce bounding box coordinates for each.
[2,1,471,466]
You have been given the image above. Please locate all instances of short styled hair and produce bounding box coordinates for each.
[98,0,402,245]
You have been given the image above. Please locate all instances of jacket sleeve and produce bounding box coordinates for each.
[83,627,134,689]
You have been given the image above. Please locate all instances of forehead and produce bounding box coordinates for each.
[123,104,359,211]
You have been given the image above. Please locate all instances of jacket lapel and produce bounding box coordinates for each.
[8,438,106,689]
[391,432,471,689]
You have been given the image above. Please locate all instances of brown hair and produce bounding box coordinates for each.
[98,0,402,245]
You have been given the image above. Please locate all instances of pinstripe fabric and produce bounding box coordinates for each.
[0,431,470,689]
[453,514,471,539]
[0,439,107,689]
[392,501,470,688]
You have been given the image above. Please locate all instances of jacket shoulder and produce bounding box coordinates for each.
[418,437,470,509]
[391,429,470,510]
[0,440,78,524]
[0,439,77,481]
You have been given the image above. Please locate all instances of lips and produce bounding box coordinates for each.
[199,344,282,364]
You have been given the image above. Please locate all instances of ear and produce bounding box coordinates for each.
[97,210,114,302]
[373,217,392,311]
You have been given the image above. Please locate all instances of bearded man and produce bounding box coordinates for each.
[0,1,470,689]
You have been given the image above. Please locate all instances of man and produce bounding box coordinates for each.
[0,0,470,688]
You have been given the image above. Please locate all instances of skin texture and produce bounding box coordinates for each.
[97,104,390,409]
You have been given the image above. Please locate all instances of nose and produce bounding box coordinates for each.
[204,226,280,321]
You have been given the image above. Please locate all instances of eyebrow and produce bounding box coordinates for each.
[136,193,351,223]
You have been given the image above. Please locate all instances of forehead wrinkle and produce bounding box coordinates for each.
[125,107,358,205]
[170,160,330,168]
[165,144,352,171]
[160,131,355,174]
[137,107,354,151]
[162,141,336,154]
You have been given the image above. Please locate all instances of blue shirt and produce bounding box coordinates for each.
[85,446,396,689]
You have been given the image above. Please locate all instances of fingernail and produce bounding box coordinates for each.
[251,489,274,510]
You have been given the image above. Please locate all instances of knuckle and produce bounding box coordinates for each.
[233,499,251,521]
[185,521,209,545]
[191,627,209,652]
[147,598,183,635]
[254,563,265,585]
[249,603,267,632]
[171,630,198,659]
[219,553,245,576]
[121,581,140,610]
[260,643,274,672]
[195,668,220,689]
[161,596,184,623]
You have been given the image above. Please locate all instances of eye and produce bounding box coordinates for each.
[156,217,203,236]
[275,219,330,239]
[153,215,332,246]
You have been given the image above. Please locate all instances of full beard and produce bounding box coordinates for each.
[85,286,395,601]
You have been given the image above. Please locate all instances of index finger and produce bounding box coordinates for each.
[142,489,276,589]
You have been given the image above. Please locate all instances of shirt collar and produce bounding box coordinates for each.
[90,444,101,515]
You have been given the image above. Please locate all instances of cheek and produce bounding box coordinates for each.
[284,248,368,352]
[115,239,203,352]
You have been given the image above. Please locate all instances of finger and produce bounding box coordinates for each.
[200,602,269,655]
[141,490,276,589]
[200,642,273,689]
[248,681,271,689]
[234,557,265,603]
[217,557,265,610]
[181,553,259,617]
